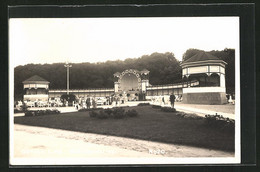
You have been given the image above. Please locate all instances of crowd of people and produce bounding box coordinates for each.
[150,94,182,106]
[75,95,127,110]
[15,92,235,111]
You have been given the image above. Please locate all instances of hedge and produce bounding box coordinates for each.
[89,107,138,119]
[24,109,60,117]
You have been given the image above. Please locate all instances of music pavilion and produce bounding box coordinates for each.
[22,52,227,104]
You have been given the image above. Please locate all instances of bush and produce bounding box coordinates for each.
[89,110,98,118]
[104,108,113,115]
[24,109,60,117]
[21,104,28,112]
[126,109,138,117]
[175,112,203,119]
[204,114,235,132]
[161,107,176,112]
[137,103,150,106]
[14,109,23,113]
[89,107,139,119]
[97,110,109,119]
[112,107,126,119]
[24,111,34,117]
[152,105,161,109]
[79,108,103,112]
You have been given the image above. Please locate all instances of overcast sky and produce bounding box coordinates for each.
[9,17,239,67]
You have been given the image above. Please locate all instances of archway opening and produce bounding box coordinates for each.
[120,73,139,92]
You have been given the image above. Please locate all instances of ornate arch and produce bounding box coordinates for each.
[118,69,142,91]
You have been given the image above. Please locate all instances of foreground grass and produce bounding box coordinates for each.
[14,106,234,152]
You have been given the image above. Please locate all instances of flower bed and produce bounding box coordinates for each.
[24,109,60,117]
[204,114,235,132]
[78,108,103,112]
[137,103,150,106]
[89,107,138,119]
[152,105,161,109]
[160,107,176,112]
[175,111,203,120]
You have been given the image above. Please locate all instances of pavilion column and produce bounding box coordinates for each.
[114,82,119,93]
[220,74,226,87]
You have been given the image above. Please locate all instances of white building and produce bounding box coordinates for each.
[22,52,228,105]
[180,51,227,104]
[22,75,49,102]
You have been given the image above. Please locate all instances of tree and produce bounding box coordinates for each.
[209,48,235,94]
[182,49,204,61]
[60,94,76,105]
[14,52,184,99]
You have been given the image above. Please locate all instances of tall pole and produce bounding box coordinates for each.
[64,62,72,95]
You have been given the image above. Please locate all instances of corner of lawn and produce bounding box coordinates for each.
[14,105,234,152]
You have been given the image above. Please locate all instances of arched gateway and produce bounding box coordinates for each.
[113,69,150,100]
[23,51,228,105]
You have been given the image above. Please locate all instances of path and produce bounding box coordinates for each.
[14,101,235,120]
[13,124,234,161]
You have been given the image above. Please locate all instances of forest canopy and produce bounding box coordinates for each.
[14,49,235,100]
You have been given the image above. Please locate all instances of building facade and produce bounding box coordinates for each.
[22,75,50,102]
[180,51,227,104]
[22,52,227,105]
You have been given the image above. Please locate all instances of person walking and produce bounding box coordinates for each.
[86,96,91,109]
[92,98,97,109]
[169,93,176,108]
[162,96,165,105]
[115,96,118,106]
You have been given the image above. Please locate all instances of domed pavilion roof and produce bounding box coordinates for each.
[22,75,49,84]
[181,51,227,68]
[184,51,220,63]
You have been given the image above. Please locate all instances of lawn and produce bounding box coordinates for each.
[14,105,234,152]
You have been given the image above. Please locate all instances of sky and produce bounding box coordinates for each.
[9,17,239,67]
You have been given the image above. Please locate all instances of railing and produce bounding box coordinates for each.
[146,80,199,90]
[49,88,114,93]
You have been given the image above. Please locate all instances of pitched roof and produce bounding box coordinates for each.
[113,72,121,77]
[23,75,49,84]
[183,51,220,63]
[140,69,150,74]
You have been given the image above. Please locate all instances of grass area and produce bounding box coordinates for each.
[14,106,234,152]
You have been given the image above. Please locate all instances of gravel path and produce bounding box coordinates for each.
[175,102,235,114]
[14,124,234,158]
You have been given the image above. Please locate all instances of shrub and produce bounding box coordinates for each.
[78,108,103,112]
[204,114,235,131]
[14,109,23,113]
[36,110,45,116]
[104,108,113,115]
[112,107,125,119]
[25,111,34,117]
[89,107,139,119]
[24,109,60,117]
[152,105,161,109]
[78,108,91,112]
[97,110,109,119]
[21,104,28,112]
[137,103,150,106]
[161,107,176,112]
[126,109,138,117]
[52,109,61,114]
[89,110,98,118]
[175,112,203,119]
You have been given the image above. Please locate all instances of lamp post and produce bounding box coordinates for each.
[64,62,72,95]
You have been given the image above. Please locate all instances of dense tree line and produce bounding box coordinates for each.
[14,52,182,100]
[14,49,235,100]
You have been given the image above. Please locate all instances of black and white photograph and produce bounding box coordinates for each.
[9,8,242,165]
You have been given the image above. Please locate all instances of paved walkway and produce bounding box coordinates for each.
[12,124,233,161]
[14,101,235,119]
[168,102,235,120]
